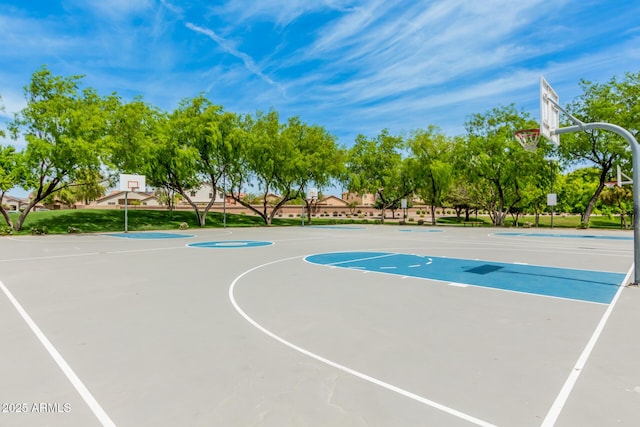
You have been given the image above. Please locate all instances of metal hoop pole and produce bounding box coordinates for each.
[554,122,640,284]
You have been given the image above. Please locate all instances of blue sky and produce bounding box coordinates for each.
[1,0,639,193]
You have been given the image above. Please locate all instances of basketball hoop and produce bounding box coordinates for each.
[515,128,541,152]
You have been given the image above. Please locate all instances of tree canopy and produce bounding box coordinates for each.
[1,67,639,230]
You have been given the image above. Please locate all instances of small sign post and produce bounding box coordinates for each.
[547,193,557,229]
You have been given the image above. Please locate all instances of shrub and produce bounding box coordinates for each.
[31,226,48,235]
[67,226,82,233]
[1,226,13,236]
[417,219,424,225]
[179,222,189,230]
[408,217,414,222]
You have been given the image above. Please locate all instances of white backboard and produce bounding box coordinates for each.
[540,76,560,145]
[119,174,146,192]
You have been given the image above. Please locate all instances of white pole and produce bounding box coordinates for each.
[222,173,227,228]
[124,191,128,233]
[554,122,640,284]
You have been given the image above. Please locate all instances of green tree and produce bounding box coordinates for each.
[7,67,109,231]
[443,137,479,221]
[600,184,633,229]
[226,111,337,225]
[557,167,600,215]
[558,72,639,224]
[104,95,161,174]
[408,126,454,225]
[519,160,560,226]
[286,117,344,224]
[344,129,414,223]
[464,104,543,226]
[0,146,20,224]
[144,96,237,227]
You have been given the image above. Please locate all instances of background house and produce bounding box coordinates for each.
[1,195,27,211]
[342,192,377,206]
[180,184,225,205]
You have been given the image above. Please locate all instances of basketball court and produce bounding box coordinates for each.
[1,225,639,427]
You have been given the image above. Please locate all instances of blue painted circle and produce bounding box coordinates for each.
[107,232,194,239]
[187,240,273,249]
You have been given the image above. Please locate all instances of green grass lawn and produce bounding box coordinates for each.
[436,214,630,229]
[1,209,632,235]
[3,209,305,235]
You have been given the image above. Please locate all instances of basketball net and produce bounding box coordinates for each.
[515,129,541,152]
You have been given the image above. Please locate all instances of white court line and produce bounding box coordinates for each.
[325,252,397,266]
[540,264,634,426]
[229,256,497,427]
[448,282,468,288]
[0,245,188,263]
[0,279,115,427]
[0,252,100,263]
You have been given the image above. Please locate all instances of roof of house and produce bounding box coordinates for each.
[319,195,348,206]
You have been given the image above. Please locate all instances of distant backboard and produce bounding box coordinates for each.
[119,174,146,192]
[540,76,560,145]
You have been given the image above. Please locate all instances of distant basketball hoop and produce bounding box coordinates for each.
[119,173,146,233]
[119,173,146,192]
[515,128,541,152]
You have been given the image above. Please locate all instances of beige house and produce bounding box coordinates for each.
[318,195,348,207]
[180,184,225,205]
[342,192,377,206]
[1,194,27,211]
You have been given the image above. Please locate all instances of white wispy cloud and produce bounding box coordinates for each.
[185,22,286,96]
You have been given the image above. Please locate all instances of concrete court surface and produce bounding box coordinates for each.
[0,225,639,427]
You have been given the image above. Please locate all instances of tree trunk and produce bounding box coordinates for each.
[430,203,436,225]
[179,191,204,227]
[582,183,606,225]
